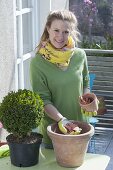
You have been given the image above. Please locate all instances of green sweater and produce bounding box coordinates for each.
[30,48,89,145]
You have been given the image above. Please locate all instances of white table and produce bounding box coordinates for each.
[0,147,110,170]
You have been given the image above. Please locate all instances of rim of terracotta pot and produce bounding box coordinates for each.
[47,121,94,138]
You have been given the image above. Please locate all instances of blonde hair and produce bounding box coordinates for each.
[37,10,80,50]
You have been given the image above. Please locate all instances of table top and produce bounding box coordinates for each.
[0,147,110,170]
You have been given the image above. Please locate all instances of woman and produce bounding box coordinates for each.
[30,10,98,148]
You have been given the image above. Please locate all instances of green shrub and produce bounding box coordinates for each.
[0,89,44,139]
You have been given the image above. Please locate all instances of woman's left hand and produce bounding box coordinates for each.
[79,93,99,117]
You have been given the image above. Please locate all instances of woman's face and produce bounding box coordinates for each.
[47,19,71,49]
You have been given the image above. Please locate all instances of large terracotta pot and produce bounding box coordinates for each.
[47,121,94,168]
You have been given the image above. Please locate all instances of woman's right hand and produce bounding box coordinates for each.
[58,117,82,135]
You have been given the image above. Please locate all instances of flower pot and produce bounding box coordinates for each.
[47,121,94,167]
[6,132,43,167]
[79,93,98,112]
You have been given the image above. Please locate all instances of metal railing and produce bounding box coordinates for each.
[85,49,113,129]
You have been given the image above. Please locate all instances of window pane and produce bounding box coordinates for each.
[22,13,33,54]
[22,0,31,8]
[16,0,19,10]
[23,58,32,90]
[16,16,20,58]
[17,64,21,89]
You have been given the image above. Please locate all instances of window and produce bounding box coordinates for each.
[15,0,39,90]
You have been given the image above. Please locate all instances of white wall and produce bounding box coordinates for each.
[51,0,69,10]
[0,0,16,102]
[38,0,51,38]
[0,0,16,141]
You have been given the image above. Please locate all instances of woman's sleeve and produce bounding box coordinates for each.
[30,57,52,106]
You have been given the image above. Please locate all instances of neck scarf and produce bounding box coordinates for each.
[38,36,75,68]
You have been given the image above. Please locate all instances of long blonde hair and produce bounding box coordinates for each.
[37,10,80,51]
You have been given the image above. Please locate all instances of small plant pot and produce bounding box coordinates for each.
[6,132,43,167]
[79,93,98,112]
[47,121,94,168]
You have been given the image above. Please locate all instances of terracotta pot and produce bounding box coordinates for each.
[47,121,94,168]
[79,93,98,112]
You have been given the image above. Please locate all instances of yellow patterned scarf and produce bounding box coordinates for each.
[38,36,75,68]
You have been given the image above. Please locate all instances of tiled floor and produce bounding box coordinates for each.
[88,127,113,170]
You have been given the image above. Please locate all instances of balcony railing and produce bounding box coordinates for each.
[84,49,113,129]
